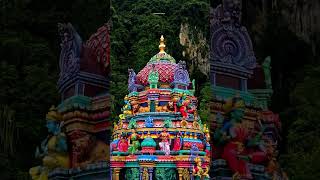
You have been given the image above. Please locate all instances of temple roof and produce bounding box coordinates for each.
[148,52,176,63]
[136,36,179,86]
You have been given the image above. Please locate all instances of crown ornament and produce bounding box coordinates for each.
[46,105,62,121]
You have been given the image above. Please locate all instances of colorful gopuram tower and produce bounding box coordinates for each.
[209,1,286,179]
[110,36,211,180]
[29,22,111,180]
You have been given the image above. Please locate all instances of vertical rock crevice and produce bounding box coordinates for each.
[179,23,209,77]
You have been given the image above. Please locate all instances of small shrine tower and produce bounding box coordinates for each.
[30,22,112,180]
[209,0,286,179]
[110,36,211,180]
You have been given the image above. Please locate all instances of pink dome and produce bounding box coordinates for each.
[136,62,177,86]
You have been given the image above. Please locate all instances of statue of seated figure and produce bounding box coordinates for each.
[29,106,69,180]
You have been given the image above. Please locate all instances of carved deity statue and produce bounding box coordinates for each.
[262,56,272,89]
[117,133,129,152]
[122,95,132,116]
[203,124,210,142]
[157,128,171,155]
[69,130,108,168]
[130,100,140,116]
[29,106,69,180]
[128,129,140,155]
[173,131,182,151]
[192,157,210,179]
[142,168,149,180]
[177,94,196,120]
[128,68,137,92]
[212,0,242,25]
[215,97,268,179]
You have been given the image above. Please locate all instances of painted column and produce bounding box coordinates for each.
[148,167,153,180]
[189,167,194,180]
[139,167,143,180]
[110,167,112,180]
[112,168,115,180]
[177,168,183,180]
[155,100,159,112]
[150,100,155,112]
[113,168,121,180]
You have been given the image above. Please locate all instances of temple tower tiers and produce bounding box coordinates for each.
[110,36,211,180]
[29,22,112,180]
[209,0,286,179]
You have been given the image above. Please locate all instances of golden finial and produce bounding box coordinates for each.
[159,35,166,53]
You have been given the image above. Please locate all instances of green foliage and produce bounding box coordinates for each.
[280,66,320,180]
[198,83,213,124]
[0,35,59,179]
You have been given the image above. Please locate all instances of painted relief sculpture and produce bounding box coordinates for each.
[193,157,210,179]
[30,22,111,179]
[157,128,171,156]
[30,107,69,180]
[210,0,287,179]
[111,36,211,180]
[213,97,269,179]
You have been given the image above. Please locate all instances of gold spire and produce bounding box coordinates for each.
[159,35,166,53]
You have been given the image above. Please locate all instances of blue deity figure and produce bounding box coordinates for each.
[30,106,69,180]
[145,116,154,128]
[190,143,200,161]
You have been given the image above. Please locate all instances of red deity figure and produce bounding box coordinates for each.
[173,131,182,151]
[177,95,196,120]
[117,133,129,152]
[215,97,268,179]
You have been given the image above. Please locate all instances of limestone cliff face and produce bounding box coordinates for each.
[242,0,320,55]
[179,23,209,76]
[181,0,319,77]
[280,0,320,54]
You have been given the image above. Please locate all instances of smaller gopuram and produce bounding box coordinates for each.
[110,36,211,180]
[209,0,287,179]
[29,22,111,180]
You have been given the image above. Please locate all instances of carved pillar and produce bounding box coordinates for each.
[113,168,121,180]
[150,100,155,112]
[148,167,153,180]
[178,168,183,180]
[110,167,112,180]
[139,167,143,180]
[189,167,194,180]
[155,100,159,112]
